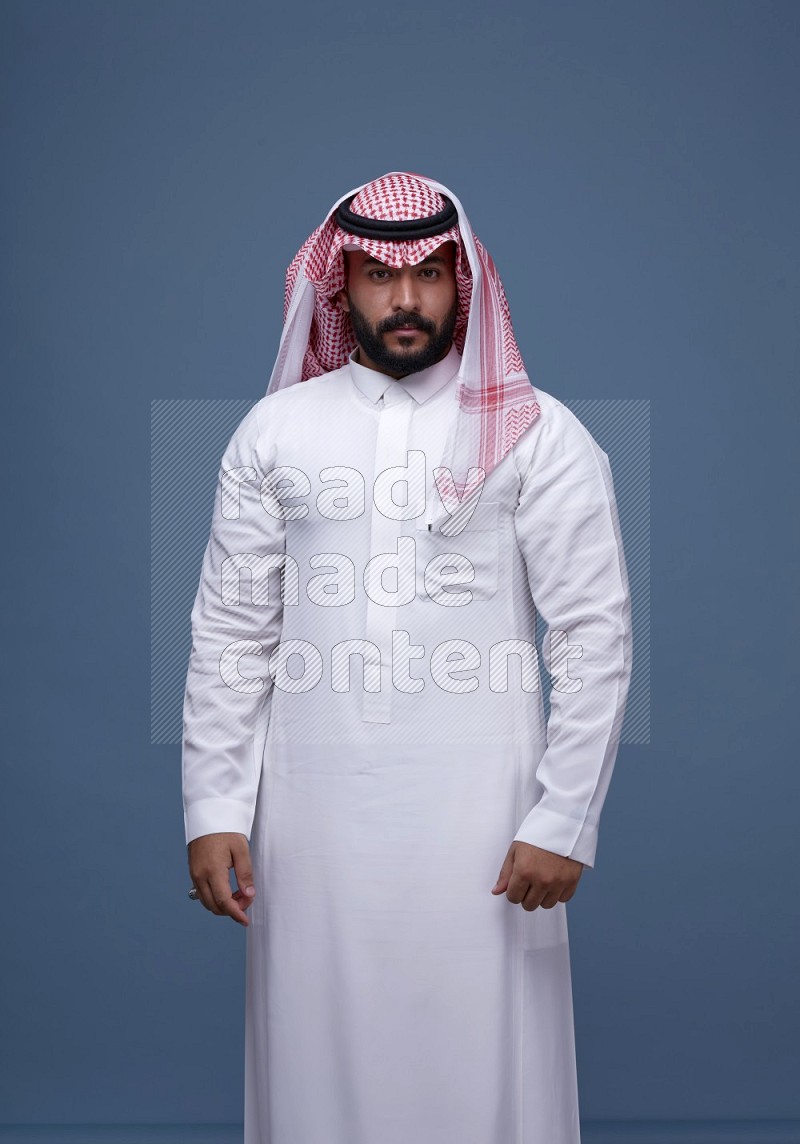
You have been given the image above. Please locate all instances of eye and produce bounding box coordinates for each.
[420,268,440,279]
[368,269,391,281]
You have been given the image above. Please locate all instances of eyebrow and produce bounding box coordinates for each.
[361,254,447,267]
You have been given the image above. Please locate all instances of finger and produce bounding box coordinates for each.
[232,888,255,912]
[198,878,224,916]
[209,870,250,926]
[492,847,516,895]
[505,869,533,906]
[231,842,256,903]
[539,890,562,909]
[521,884,545,911]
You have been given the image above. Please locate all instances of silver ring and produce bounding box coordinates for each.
[188,886,200,901]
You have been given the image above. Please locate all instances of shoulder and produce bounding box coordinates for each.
[251,366,351,434]
[529,385,594,435]
[512,385,609,480]
[218,367,350,469]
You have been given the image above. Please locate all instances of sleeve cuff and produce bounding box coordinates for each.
[512,805,599,869]
[184,797,255,846]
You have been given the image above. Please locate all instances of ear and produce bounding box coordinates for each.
[335,288,350,313]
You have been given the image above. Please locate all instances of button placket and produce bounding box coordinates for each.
[362,384,416,724]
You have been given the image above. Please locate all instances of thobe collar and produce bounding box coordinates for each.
[348,341,461,405]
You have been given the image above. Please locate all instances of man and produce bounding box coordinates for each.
[182,172,632,1143]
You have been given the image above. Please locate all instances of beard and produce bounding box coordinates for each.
[347,295,458,376]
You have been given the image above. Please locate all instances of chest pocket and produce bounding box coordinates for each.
[412,501,501,605]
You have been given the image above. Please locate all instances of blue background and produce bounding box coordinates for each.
[2,0,798,1137]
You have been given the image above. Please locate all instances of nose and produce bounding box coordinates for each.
[390,270,421,313]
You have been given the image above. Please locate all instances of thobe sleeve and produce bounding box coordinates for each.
[181,401,285,846]
[511,399,633,869]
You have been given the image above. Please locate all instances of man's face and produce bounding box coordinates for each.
[337,242,458,378]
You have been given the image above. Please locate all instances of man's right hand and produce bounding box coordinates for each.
[187,832,256,927]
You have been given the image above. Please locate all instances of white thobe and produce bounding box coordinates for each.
[182,341,633,1144]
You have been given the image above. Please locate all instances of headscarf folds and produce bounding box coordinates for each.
[266,172,541,533]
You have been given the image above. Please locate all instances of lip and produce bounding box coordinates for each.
[391,327,424,335]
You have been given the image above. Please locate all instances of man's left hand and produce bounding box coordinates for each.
[491,841,584,910]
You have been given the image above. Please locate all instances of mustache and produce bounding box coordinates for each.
[378,313,435,334]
